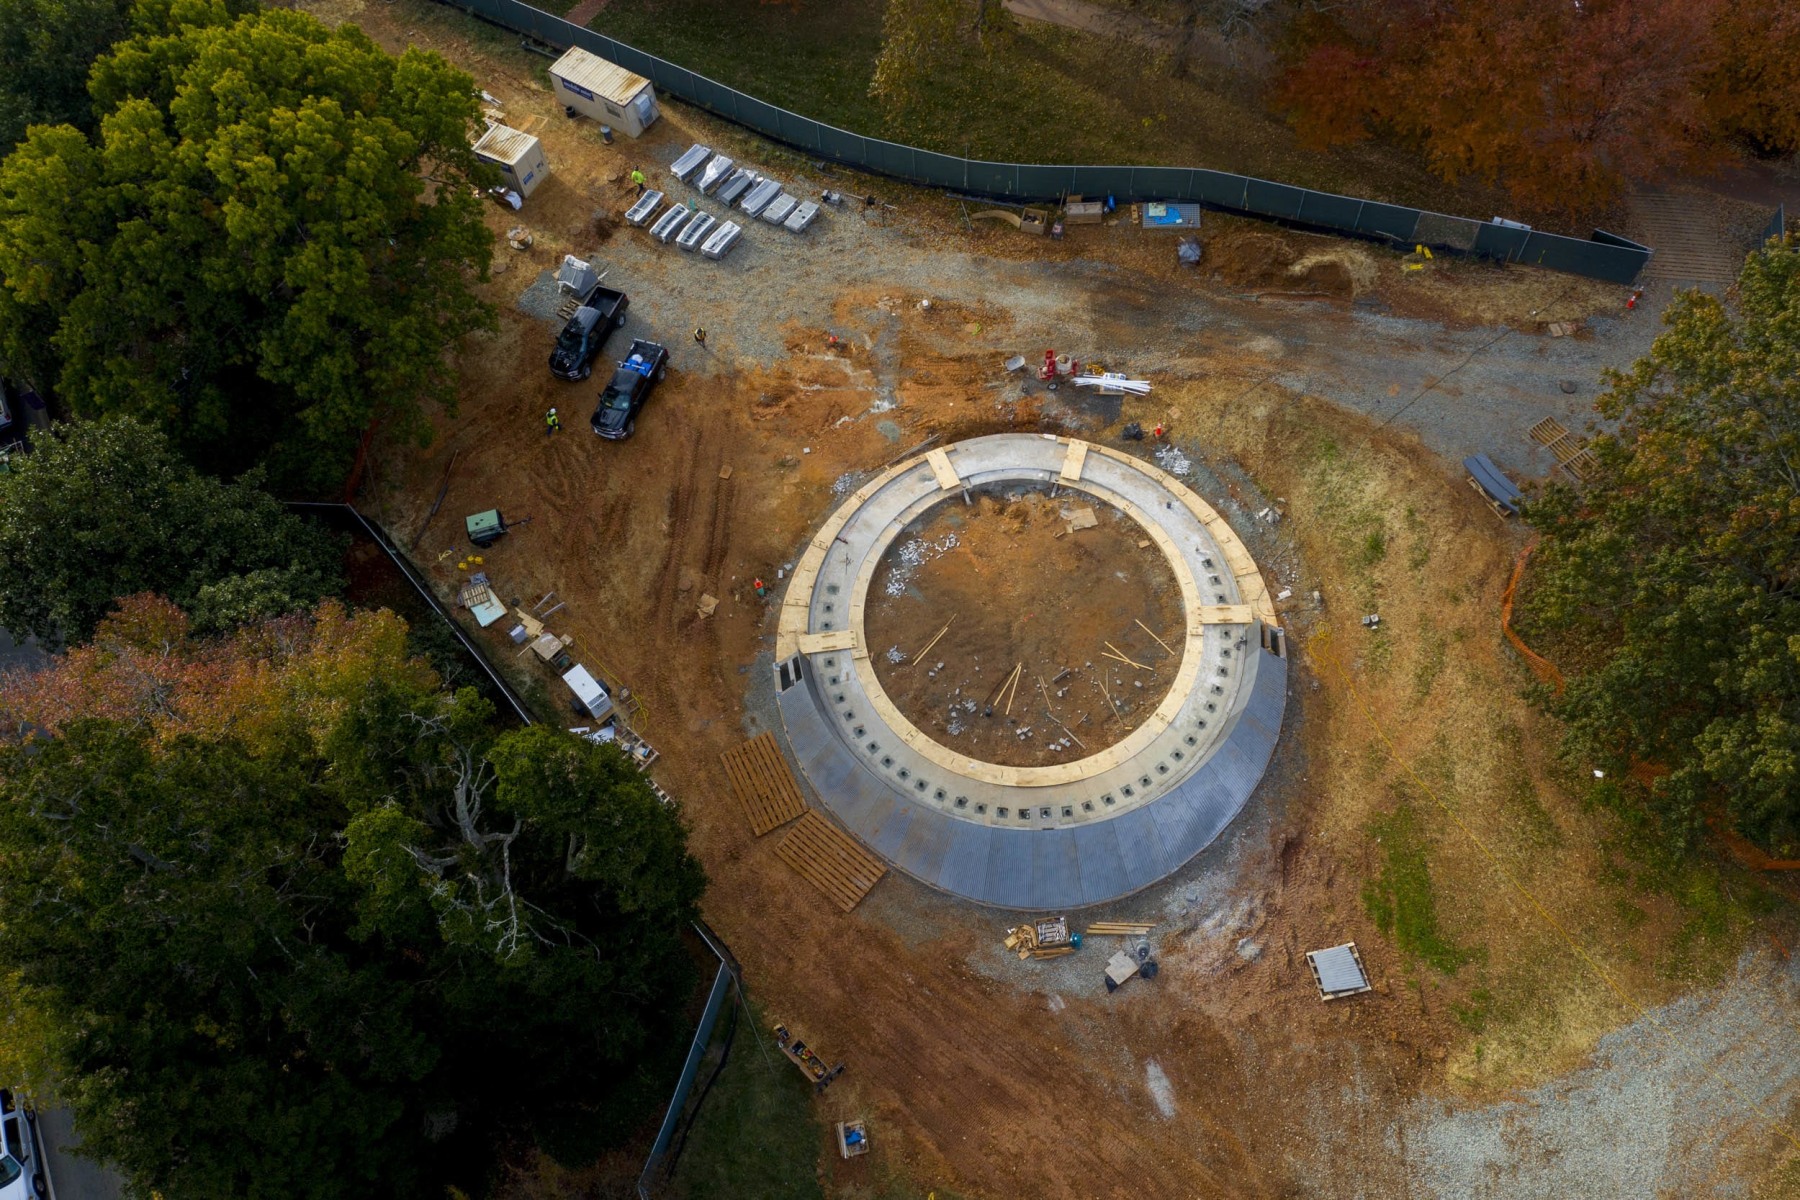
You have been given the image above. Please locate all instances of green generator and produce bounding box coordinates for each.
[466,509,507,548]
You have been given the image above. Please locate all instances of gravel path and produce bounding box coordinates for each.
[581,136,1672,487]
[1402,949,1800,1198]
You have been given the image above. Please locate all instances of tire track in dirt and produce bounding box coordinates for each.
[702,470,735,579]
[641,410,729,713]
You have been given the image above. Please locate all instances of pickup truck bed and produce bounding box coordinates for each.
[548,284,629,381]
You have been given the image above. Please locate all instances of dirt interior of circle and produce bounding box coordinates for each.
[863,487,1186,769]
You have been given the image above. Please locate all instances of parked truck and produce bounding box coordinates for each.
[548,283,629,381]
[590,340,667,440]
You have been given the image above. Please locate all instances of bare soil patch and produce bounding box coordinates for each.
[864,488,1182,768]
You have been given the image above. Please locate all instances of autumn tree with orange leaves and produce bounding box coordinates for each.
[1272,0,1787,217]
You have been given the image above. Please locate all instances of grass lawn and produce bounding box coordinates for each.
[584,0,1514,220]
[663,994,826,1200]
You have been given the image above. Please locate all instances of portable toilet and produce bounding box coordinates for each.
[472,123,550,199]
[548,47,659,137]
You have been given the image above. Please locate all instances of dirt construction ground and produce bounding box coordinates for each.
[307,2,1800,1196]
[864,490,1184,769]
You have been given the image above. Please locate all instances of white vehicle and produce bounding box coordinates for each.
[0,1090,45,1199]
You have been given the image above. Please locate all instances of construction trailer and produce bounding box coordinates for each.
[548,47,659,137]
[472,123,549,200]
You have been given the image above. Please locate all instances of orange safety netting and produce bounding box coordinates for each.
[1500,541,1565,694]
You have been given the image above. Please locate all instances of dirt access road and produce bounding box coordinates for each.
[314,1,1800,1195]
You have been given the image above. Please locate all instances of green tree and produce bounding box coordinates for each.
[0,723,438,1200]
[0,1,495,484]
[0,0,130,149]
[1522,235,1800,853]
[0,608,708,1195]
[0,416,342,644]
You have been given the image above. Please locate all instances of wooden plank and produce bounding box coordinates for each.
[1560,448,1597,483]
[1192,604,1256,626]
[796,629,856,654]
[720,733,808,836]
[1059,439,1089,482]
[925,447,961,491]
[1529,416,1569,446]
[774,812,886,911]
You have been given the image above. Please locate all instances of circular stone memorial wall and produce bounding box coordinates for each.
[772,434,1288,909]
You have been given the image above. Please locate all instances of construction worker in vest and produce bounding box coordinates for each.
[630,167,646,196]
[545,407,561,435]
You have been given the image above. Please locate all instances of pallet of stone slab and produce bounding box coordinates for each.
[719,731,807,836]
[701,220,742,261]
[624,190,664,226]
[716,168,757,206]
[1306,941,1372,1001]
[760,193,798,225]
[669,143,711,183]
[675,211,716,252]
[649,203,692,243]
[783,200,820,233]
[696,154,734,194]
[739,177,782,218]
[774,811,886,912]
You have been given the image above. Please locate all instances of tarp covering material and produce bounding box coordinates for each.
[1464,453,1522,515]
[1308,943,1369,995]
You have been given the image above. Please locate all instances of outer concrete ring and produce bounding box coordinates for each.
[772,434,1288,909]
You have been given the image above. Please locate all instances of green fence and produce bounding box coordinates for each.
[440,0,1651,283]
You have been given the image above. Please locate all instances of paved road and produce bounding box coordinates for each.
[34,1110,123,1200]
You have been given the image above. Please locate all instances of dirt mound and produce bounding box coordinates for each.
[1207,231,1378,297]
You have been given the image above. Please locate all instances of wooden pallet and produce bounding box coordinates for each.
[721,733,808,836]
[1528,417,1597,483]
[774,812,886,912]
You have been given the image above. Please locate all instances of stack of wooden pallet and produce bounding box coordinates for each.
[1005,916,1074,960]
[1084,920,1156,939]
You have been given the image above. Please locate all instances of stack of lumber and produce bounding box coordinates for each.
[1084,921,1156,938]
[1004,915,1074,960]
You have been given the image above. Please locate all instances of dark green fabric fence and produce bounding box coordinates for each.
[441,0,1652,284]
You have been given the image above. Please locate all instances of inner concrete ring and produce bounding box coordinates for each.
[772,433,1289,909]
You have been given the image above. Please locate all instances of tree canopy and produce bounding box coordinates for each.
[1271,0,1791,216]
[0,416,343,645]
[0,598,706,1198]
[0,0,130,149]
[1521,235,1800,854]
[0,1,495,484]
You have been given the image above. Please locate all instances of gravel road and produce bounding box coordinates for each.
[1403,949,1800,1199]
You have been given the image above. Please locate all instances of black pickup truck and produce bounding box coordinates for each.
[590,340,668,440]
[548,284,629,381]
